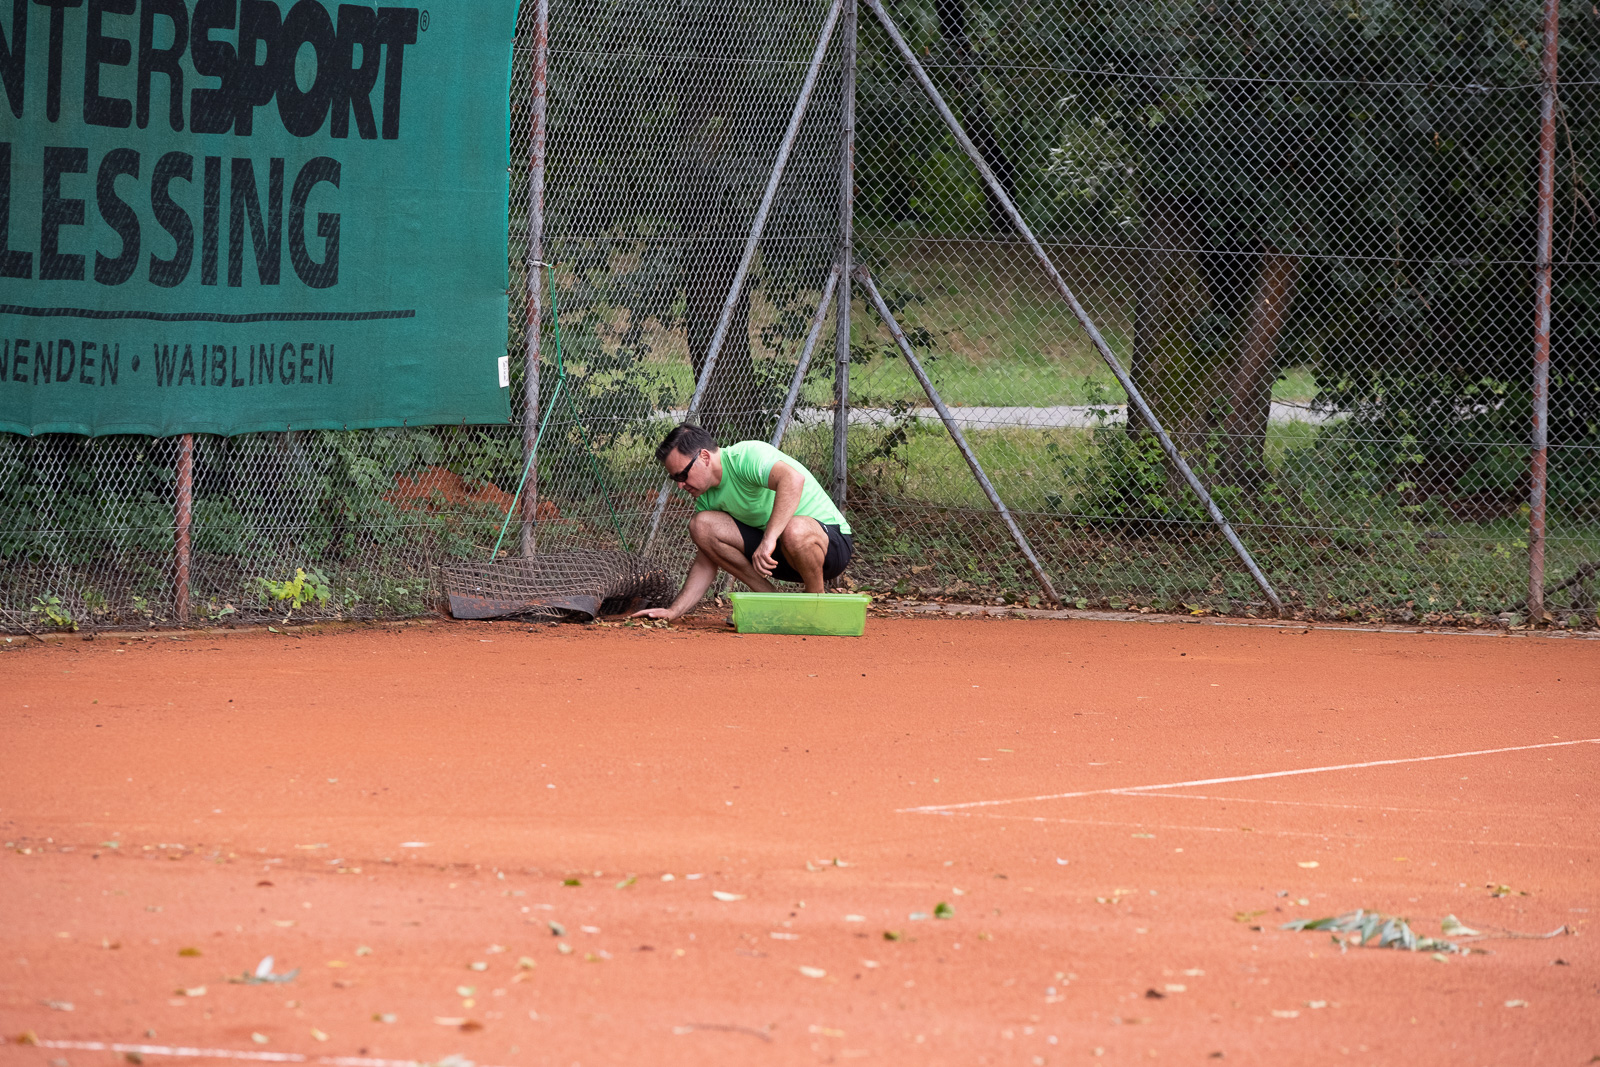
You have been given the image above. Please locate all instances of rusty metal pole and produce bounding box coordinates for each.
[174,434,193,621]
[1528,0,1560,621]
[519,0,550,558]
[831,0,857,506]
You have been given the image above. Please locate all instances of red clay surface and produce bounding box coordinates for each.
[1,616,1597,1067]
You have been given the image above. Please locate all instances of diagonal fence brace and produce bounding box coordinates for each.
[771,266,842,448]
[858,269,1062,608]
[862,0,1283,614]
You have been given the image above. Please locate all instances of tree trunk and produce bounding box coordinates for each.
[935,0,1018,232]
[1134,194,1305,498]
[1219,249,1303,486]
[675,12,764,444]
[1131,192,1218,500]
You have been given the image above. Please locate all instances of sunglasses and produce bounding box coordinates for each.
[669,450,700,484]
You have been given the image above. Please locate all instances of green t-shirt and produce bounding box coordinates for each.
[694,441,851,535]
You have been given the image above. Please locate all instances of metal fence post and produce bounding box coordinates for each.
[519,0,551,558]
[831,0,857,506]
[174,434,193,621]
[1528,0,1560,622]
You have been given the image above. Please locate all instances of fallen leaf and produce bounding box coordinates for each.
[372,1013,397,1024]
[799,966,827,978]
[15,1031,39,1046]
[173,986,205,998]
[1504,999,1529,1008]
[459,1020,484,1032]
[518,956,537,970]
[42,999,74,1011]
[355,946,373,956]
[469,961,487,971]
[434,1017,467,1026]
[557,942,573,955]
[310,1028,328,1042]
[615,877,636,889]
[124,1054,143,1065]
[933,901,954,920]
[1145,988,1165,999]
[251,1033,269,1044]
[1297,861,1319,869]
[547,921,566,936]
[1233,910,1267,923]
[562,878,581,887]
[177,947,202,957]
[1271,1010,1299,1019]
[1440,915,1480,936]
[712,891,745,902]
[770,932,800,941]
[883,930,903,942]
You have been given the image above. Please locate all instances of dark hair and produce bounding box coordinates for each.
[656,423,719,464]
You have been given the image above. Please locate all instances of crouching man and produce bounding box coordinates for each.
[631,424,853,621]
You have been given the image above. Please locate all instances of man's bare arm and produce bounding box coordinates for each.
[753,462,805,577]
[632,551,717,620]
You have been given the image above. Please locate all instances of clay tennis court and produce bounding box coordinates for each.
[3,615,1597,1066]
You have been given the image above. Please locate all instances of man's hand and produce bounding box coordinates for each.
[629,607,678,621]
[752,536,780,577]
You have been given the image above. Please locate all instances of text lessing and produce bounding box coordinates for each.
[1,144,340,288]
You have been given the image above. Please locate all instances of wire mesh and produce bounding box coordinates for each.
[3,0,1598,634]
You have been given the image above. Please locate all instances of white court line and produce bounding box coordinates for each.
[29,1040,505,1067]
[899,737,1600,814]
[1111,791,1569,817]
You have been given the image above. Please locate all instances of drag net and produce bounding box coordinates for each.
[441,551,676,621]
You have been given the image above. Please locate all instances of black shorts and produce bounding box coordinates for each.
[734,518,853,584]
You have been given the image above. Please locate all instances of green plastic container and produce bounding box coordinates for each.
[728,592,870,636]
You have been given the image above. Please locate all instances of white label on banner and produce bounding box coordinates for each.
[497,356,511,389]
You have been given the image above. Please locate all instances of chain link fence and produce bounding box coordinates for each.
[4,0,1597,634]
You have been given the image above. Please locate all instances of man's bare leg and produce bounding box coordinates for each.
[777,516,829,593]
[689,511,776,592]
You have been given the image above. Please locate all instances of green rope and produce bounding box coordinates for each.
[490,265,632,560]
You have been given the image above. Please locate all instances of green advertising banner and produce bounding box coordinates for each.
[0,0,516,436]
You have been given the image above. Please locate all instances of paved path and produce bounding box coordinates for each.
[676,400,1342,430]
